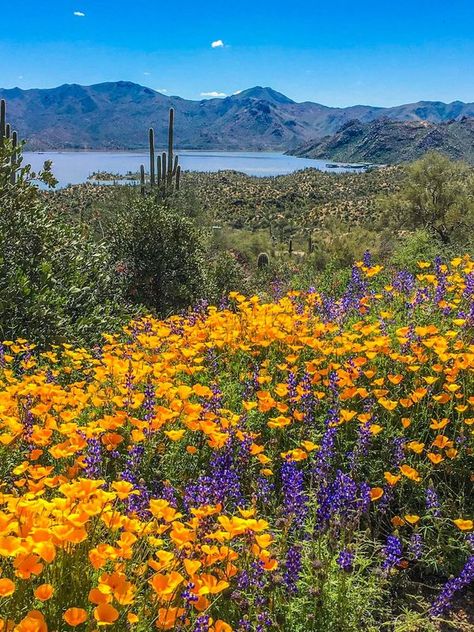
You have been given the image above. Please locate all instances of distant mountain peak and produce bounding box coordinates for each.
[232,86,295,105]
[2,81,474,153]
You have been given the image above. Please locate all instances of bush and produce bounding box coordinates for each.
[110,196,208,315]
[0,141,131,346]
[379,152,474,246]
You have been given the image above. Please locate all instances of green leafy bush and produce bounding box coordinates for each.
[110,196,208,315]
[0,140,131,346]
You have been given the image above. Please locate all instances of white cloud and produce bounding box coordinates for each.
[200,91,227,98]
[73,11,85,16]
[233,90,242,95]
[211,40,224,48]
[156,88,168,93]
[143,72,151,76]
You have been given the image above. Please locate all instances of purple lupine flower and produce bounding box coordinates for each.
[393,270,416,295]
[284,545,302,594]
[45,368,56,384]
[193,615,211,632]
[463,272,474,297]
[287,371,298,402]
[391,437,406,468]
[312,409,339,485]
[255,476,275,505]
[84,438,102,478]
[348,421,372,470]
[382,535,403,572]
[316,469,368,533]
[363,250,372,267]
[300,371,316,427]
[430,555,474,617]
[409,533,423,560]
[337,549,355,572]
[281,459,308,530]
[184,440,243,510]
[143,380,156,424]
[426,486,441,518]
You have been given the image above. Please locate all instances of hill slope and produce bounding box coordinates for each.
[3,81,474,151]
[289,117,474,164]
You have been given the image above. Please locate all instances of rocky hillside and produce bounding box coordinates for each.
[2,81,474,151]
[289,117,474,164]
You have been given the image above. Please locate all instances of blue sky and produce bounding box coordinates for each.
[2,0,474,107]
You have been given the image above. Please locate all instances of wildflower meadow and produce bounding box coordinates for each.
[0,255,473,631]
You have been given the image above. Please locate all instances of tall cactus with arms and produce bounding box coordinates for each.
[140,107,181,196]
[1,99,20,184]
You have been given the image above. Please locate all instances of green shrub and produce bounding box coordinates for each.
[110,196,208,315]
[0,139,131,346]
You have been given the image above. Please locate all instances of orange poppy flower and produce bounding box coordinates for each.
[93,603,119,625]
[34,583,54,601]
[370,487,384,501]
[63,608,88,626]
[15,610,47,632]
[0,578,15,597]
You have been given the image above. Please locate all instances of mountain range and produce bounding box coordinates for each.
[289,117,474,164]
[2,81,474,153]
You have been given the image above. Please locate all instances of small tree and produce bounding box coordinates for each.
[110,197,208,316]
[380,152,474,245]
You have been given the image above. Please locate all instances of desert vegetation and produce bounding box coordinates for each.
[0,98,473,631]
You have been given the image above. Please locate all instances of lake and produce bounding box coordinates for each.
[23,151,366,188]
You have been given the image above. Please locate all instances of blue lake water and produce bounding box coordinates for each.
[24,151,366,188]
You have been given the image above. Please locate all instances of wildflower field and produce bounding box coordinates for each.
[0,255,473,631]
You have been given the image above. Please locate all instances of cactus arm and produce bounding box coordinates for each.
[140,164,146,195]
[175,165,181,191]
[157,155,162,186]
[149,128,155,186]
[0,99,5,141]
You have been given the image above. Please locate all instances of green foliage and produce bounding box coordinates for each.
[0,187,130,347]
[380,152,474,245]
[0,101,131,346]
[390,229,447,273]
[208,250,251,301]
[110,196,208,315]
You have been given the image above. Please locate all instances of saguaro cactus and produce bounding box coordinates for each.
[1,99,20,184]
[257,252,270,269]
[140,108,180,196]
[0,99,6,140]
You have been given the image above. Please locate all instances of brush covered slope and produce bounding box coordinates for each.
[290,117,474,164]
